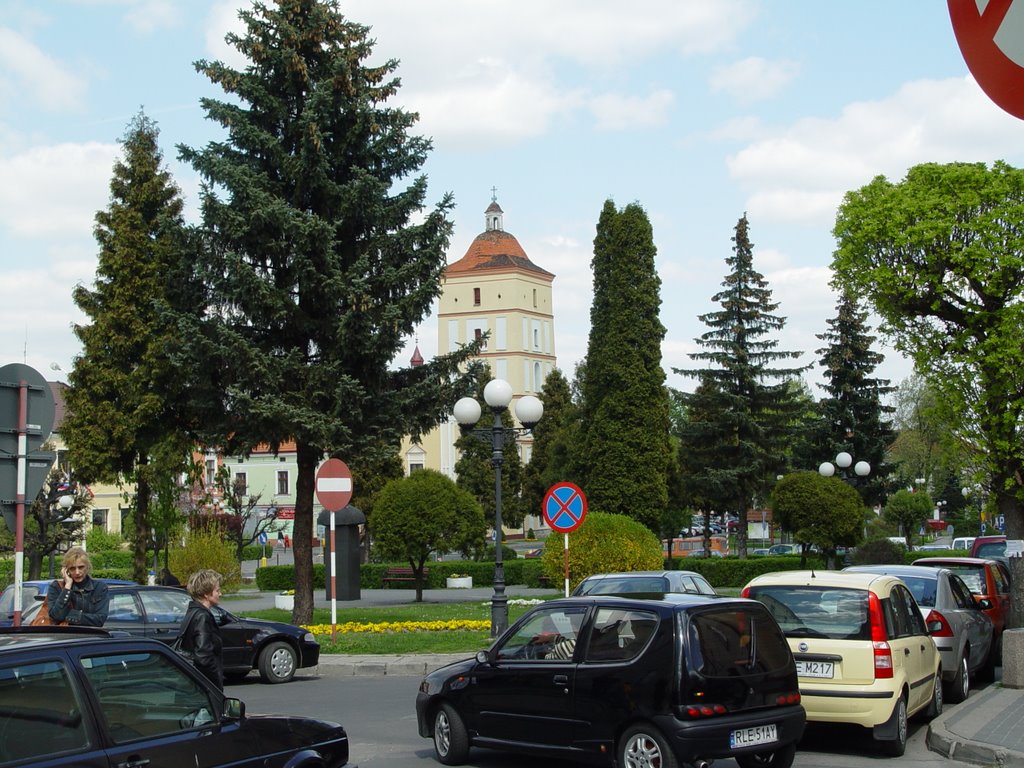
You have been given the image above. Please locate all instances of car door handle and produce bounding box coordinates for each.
[115,757,151,768]
[553,674,569,685]
[905,648,911,655]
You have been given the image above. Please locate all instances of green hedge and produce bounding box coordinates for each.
[255,559,552,592]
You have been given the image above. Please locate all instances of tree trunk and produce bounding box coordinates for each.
[292,442,317,624]
[133,470,150,584]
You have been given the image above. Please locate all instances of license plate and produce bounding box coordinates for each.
[796,660,834,678]
[730,724,778,749]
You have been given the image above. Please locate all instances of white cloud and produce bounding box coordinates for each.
[710,56,799,103]
[0,27,88,112]
[727,76,1024,227]
[122,1,182,35]
[589,89,675,131]
[0,142,118,238]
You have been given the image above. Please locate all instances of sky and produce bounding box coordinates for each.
[2,0,1023,399]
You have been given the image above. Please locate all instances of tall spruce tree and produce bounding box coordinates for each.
[577,200,671,532]
[674,214,807,557]
[520,368,579,521]
[63,112,195,583]
[176,1,479,622]
[814,290,896,506]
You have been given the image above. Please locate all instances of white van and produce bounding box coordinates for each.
[952,536,976,551]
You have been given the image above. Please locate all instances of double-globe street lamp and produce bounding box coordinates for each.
[454,379,543,637]
[818,451,871,483]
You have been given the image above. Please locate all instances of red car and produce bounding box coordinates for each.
[913,556,1011,661]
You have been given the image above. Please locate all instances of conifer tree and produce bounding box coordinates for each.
[63,112,194,583]
[577,200,671,532]
[814,290,896,506]
[674,215,807,556]
[176,1,478,621]
[520,368,579,520]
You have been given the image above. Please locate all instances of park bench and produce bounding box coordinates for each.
[382,566,426,586]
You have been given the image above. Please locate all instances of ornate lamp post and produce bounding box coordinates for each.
[454,379,543,637]
[818,451,871,483]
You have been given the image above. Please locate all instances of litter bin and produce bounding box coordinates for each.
[317,505,366,601]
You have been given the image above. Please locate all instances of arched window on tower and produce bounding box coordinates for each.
[474,287,481,306]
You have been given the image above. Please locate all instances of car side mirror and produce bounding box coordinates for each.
[475,650,491,665]
[978,598,993,610]
[222,697,245,721]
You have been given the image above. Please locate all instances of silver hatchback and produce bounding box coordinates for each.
[844,564,994,702]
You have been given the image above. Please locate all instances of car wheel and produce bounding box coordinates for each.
[619,724,679,768]
[945,651,970,704]
[917,673,943,722]
[736,742,796,768]
[258,640,297,683]
[879,697,908,757]
[433,703,469,766]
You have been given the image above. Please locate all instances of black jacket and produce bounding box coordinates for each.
[179,601,224,690]
[46,577,109,626]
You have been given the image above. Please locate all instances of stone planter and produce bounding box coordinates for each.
[274,594,294,610]
[446,576,472,589]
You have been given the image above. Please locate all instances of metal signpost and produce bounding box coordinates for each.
[0,364,56,626]
[315,458,353,641]
[542,482,588,596]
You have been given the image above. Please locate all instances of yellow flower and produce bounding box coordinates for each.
[301,619,490,634]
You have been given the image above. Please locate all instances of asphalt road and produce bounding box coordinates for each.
[232,671,978,768]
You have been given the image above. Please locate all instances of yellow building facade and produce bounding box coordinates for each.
[401,200,557,532]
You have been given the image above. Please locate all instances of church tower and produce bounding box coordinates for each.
[401,198,557,482]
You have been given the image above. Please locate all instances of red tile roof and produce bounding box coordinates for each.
[446,229,554,279]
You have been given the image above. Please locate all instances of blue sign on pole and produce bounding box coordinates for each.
[257,532,268,545]
[543,482,588,533]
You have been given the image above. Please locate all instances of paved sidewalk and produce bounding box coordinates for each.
[928,681,1024,767]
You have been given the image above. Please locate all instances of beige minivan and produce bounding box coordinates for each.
[743,571,942,757]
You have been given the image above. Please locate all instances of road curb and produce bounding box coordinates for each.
[313,653,467,678]
[927,684,1024,767]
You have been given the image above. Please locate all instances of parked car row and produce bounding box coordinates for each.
[416,558,1004,766]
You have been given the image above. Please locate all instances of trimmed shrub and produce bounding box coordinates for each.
[168,529,242,593]
[542,512,663,593]
[86,527,124,553]
[849,538,907,565]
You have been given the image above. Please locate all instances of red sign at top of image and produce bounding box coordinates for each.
[315,458,353,512]
[949,0,1024,120]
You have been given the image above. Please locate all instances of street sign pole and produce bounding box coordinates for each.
[563,533,569,597]
[14,380,27,626]
[330,512,337,642]
[542,482,588,598]
[315,458,353,642]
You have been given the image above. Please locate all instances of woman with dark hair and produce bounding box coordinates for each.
[46,546,109,626]
[177,569,224,690]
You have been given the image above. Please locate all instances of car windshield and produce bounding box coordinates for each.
[977,542,1006,558]
[746,586,870,641]
[937,565,985,593]
[686,606,792,676]
[582,577,669,595]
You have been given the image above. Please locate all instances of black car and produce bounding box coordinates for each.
[23,585,319,683]
[416,594,805,767]
[0,626,348,766]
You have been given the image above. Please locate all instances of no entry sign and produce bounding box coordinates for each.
[316,458,353,512]
[949,0,1024,119]
[543,482,588,533]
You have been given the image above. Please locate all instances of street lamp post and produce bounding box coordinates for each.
[52,493,75,578]
[454,379,543,638]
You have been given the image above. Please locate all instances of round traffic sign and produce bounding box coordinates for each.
[949,0,1024,119]
[316,458,353,512]
[542,482,588,533]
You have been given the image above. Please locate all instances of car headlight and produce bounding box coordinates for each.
[303,632,317,644]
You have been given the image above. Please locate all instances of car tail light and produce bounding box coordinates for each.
[740,586,750,598]
[868,592,893,679]
[925,609,954,637]
[775,692,801,705]
[684,700,728,718]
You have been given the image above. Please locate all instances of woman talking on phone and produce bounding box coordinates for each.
[46,546,110,626]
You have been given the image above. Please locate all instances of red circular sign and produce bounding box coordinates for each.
[316,458,353,512]
[949,0,1024,119]
[542,482,588,533]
